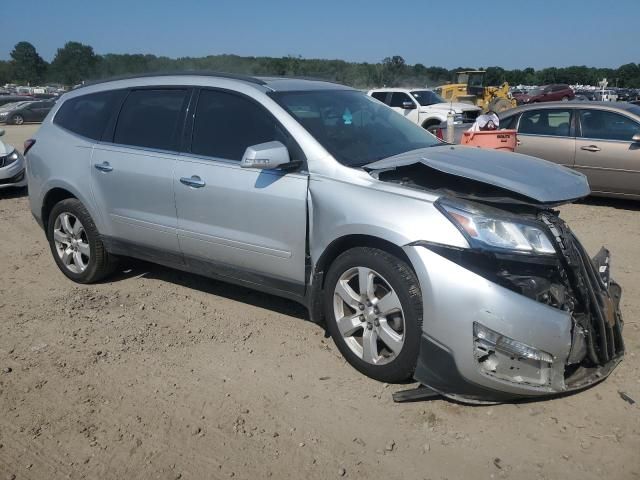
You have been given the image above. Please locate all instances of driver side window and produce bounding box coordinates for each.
[191,89,303,162]
[389,92,413,108]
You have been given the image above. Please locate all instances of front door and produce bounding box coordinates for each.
[174,89,308,296]
[515,108,576,167]
[574,109,640,196]
[90,88,190,256]
[388,92,420,124]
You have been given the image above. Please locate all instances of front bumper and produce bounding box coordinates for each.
[0,152,27,189]
[403,229,623,403]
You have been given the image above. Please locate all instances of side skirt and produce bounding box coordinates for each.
[102,236,309,307]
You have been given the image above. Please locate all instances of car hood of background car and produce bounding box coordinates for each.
[425,102,480,113]
[365,145,590,205]
[0,141,15,156]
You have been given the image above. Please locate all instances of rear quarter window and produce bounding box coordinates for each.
[54,90,125,140]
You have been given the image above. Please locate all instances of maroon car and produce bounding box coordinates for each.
[516,84,575,104]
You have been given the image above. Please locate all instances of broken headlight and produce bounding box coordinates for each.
[474,322,554,363]
[437,198,555,255]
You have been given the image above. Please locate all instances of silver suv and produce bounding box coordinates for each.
[26,73,624,403]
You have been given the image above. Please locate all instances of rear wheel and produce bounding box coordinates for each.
[11,114,24,125]
[47,199,115,283]
[561,96,569,101]
[324,247,423,383]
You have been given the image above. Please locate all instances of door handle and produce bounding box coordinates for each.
[94,161,113,172]
[580,145,601,152]
[180,175,206,188]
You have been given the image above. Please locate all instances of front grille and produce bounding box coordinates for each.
[541,213,624,365]
[0,155,6,168]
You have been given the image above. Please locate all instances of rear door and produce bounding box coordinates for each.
[515,108,576,167]
[574,109,640,196]
[173,88,308,296]
[90,88,190,257]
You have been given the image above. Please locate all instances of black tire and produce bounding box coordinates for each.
[47,198,115,283]
[561,96,569,102]
[324,247,423,383]
[11,114,24,125]
[422,121,440,134]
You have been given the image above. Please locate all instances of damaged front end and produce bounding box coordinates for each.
[423,210,624,400]
[369,148,624,402]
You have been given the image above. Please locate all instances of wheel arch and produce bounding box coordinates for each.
[420,117,443,130]
[41,187,78,231]
[307,234,415,325]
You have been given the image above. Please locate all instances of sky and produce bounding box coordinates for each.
[2,0,638,69]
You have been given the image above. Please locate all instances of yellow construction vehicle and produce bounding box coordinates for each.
[435,70,516,113]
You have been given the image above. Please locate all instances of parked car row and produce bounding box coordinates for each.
[512,86,640,105]
[513,84,575,104]
[0,99,56,125]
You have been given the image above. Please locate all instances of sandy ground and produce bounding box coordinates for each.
[0,124,638,480]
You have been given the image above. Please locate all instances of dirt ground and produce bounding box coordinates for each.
[0,124,638,480]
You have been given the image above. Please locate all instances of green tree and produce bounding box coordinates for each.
[0,61,14,85]
[50,41,99,84]
[381,55,406,86]
[9,41,47,85]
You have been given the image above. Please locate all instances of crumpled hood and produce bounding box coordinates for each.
[422,102,480,113]
[365,145,590,205]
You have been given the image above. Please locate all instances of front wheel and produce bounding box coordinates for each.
[561,96,569,101]
[11,114,24,125]
[324,247,423,383]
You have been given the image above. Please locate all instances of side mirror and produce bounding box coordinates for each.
[402,101,417,110]
[240,141,291,170]
[632,133,640,143]
[0,129,4,137]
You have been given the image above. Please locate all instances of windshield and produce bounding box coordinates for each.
[271,90,440,167]
[410,90,445,106]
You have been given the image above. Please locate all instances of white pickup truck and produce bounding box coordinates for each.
[367,88,481,132]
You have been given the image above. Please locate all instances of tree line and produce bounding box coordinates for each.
[2,41,640,90]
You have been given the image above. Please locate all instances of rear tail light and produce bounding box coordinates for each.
[23,139,36,155]
[435,127,444,141]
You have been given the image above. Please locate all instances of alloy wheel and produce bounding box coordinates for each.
[333,266,405,365]
[53,212,90,273]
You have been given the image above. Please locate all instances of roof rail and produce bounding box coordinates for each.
[76,71,267,89]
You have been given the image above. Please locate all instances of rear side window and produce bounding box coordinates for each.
[370,92,388,104]
[54,90,124,140]
[518,109,571,137]
[191,89,300,162]
[579,109,640,141]
[114,89,188,151]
